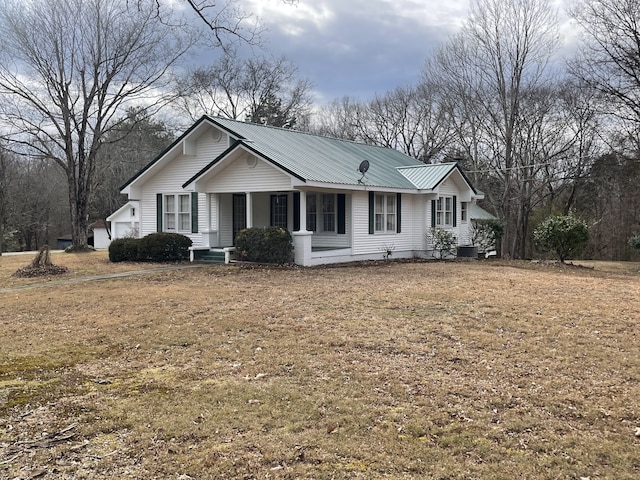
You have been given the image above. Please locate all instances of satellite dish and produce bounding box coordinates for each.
[358,160,370,175]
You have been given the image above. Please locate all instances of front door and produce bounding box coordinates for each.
[232,193,246,243]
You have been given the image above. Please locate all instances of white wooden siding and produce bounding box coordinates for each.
[351,191,420,256]
[138,127,228,242]
[310,195,351,249]
[251,192,271,227]
[206,156,292,193]
[431,178,473,246]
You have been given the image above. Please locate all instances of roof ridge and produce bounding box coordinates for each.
[397,162,457,169]
[205,115,411,153]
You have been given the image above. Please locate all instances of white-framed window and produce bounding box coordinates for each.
[307,193,336,233]
[270,194,288,228]
[322,194,335,232]
[164,194,191,232]
[375,194,396,233]
[306,194,317,232]
[436,196,454,227]
[461,202,468,223]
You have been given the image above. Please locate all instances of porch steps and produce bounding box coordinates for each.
[193,250,226,264]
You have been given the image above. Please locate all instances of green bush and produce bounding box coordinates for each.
[137,233,192,262]
[108,237,140,262]
[629,234,640,251]
[235,226,293,264]
[427,227,457,259]
[534,214,589,263]
[471,219,504,253]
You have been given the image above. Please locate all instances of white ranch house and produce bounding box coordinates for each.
[113,116,489,266]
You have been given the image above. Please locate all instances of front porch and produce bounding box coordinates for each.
[195,190,352,266]
[189,244,353,265]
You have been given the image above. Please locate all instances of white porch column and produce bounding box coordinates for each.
[298,190,307,232]
[293,191,312,265]
[202,193,218,247]
[245,192,253,228]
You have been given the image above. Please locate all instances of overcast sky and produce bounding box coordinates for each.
[210,0,578,104]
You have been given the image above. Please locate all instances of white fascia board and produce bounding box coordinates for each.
[106,200,139,222]
[295,180,417,194]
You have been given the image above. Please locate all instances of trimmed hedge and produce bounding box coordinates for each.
[108,233,192,262]
[235,226,293,264]
[108,237,140,262]
[137,233,192,262]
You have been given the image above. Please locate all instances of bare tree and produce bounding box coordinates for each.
[569,0,640,127]
[0,145,14,255]
[0,0,261,250]
[177,0,297,36]
[311,96,368,141]
[176,53,313,128]
[93,108,175,221]
[360,85,454,161]
[429,0,561,258]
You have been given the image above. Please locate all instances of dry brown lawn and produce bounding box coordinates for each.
[1,251,639,479]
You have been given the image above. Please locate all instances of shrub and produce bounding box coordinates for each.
[137,233,192,262]
[534,214,589,263]
[427,227,457,259]
[108,237,140,262]
[471,219,503,253]
[235,226,293,264]
[629,234,640,251]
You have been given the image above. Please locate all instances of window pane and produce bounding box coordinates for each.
[165,213,175,230]
[165,195,175,213]
[375,213,384,231]
[387,213,395,231]
[386,195,395,214]
[179,213,190,231]
[322,194,334,213]
[375,195,384,214]
[179,194,190,213]
[306,195,317,231]
[445,197,452,212]
[437,212,443,226]
[322,194,335,232]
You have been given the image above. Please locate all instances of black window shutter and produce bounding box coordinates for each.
[157,194,163,232]
[293,192,300,231]
[431,200,436,228]
[337,194,346,234]
[191,192,199,233]
[396,193,402,233]
[368,191,375,234]
[452,195,457,227]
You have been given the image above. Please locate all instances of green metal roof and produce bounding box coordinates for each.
[127,115,482,195]
[397,163,458,189]
[191,117,421,189]
[470,204,497,220]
